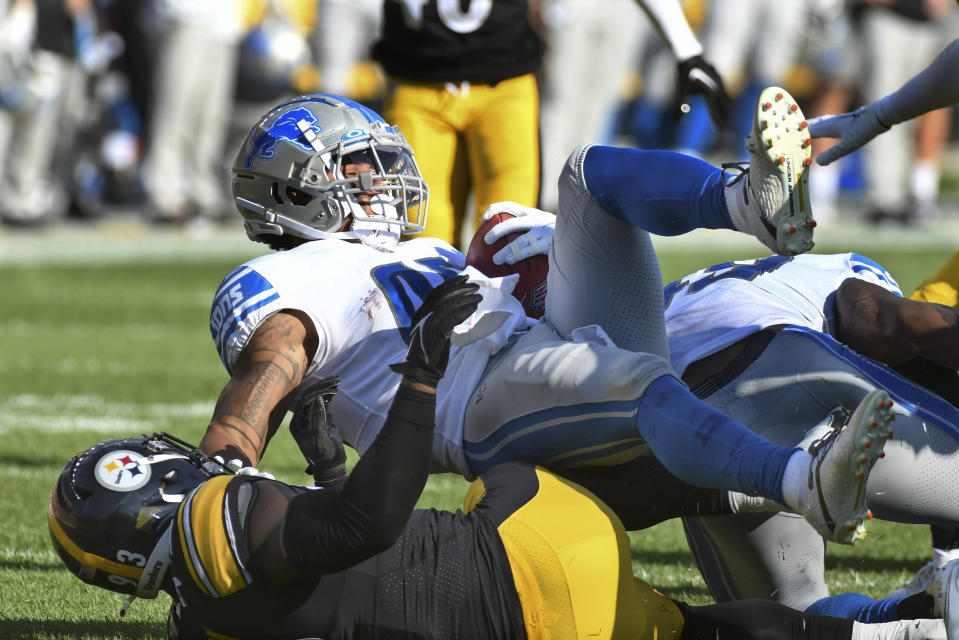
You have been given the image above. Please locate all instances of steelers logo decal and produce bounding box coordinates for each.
[95,450,152,492]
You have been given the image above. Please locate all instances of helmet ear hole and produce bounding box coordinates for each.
[285,186,313,206]
[271,182,284,205]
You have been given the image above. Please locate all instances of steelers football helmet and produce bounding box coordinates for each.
[48,433,231,598]
[232,94,428,248]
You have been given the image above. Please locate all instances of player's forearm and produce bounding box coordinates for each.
[200,360,303,465]
[202,311,312,464]
[874,39,959,127]
[633,0,703,61]
[283,382,437,575]
[333,382,436,542]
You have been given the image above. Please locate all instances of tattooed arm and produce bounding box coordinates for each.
[200,310,318,466]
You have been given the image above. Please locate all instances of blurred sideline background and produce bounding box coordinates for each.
[0,0,956,240]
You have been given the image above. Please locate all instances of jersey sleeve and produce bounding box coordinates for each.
[847,253,903,296]
[174,475,254,599]
[209,266,284,374]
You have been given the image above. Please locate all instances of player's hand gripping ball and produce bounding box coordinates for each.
[466,211,550,319]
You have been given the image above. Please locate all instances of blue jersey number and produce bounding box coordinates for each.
[371,255,463,340]
[664,255,792,310]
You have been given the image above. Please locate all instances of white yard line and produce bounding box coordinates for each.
[0,394,215,435]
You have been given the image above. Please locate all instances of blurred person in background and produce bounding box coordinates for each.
[234,1,319,105]
[372,0,729,249]
[314,0,385,106]
[537,0,730,212]
[370,0,544,248]
[802,0,863,225]
[139,0,250,225]
[670,0,811,159]
[0,0,95,225]
[852,0,955,226]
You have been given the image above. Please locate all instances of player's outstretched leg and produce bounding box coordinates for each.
[929,558,959,639]
[797,389,895,544]
[725,86,815,256]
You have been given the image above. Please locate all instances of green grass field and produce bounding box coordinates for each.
[0,226,953,639]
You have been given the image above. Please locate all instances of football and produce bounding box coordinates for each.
[465,212,549,319]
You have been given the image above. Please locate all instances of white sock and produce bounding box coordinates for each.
[779,450,810,514]
[723,172,749,232]
[911,161,940,203]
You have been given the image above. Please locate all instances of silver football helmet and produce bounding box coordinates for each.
[232,94,428,248]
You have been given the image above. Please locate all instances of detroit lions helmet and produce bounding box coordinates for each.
[48,433,231,598]
[232,94,428,248]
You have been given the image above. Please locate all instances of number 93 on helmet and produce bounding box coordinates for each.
[48,433,231,598]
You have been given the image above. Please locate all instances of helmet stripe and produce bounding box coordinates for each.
[281,94,387,125]
[48,512,143,580]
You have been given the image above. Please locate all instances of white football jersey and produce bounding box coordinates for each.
[664,253,902,376]
[209,236,530,476]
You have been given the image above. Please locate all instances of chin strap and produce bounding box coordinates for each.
[120,524,174,617]
[138,525,174,598]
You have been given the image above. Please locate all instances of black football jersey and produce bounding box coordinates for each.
[168,475,525,639]
[372,0,544,83]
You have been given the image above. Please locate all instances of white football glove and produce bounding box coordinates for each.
[213,455,275,480]
[806,104,890,166]
[480,201,556,266]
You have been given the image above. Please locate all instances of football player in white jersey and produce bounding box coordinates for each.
[199,91,889,546]
[659,253,959,629]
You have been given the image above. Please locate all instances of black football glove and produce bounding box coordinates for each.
[289,376,347,488]
[674,54,731,127]
[389,275,482,387]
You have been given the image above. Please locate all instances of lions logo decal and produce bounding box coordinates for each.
[95,450,152,492]
[245,106,324,170]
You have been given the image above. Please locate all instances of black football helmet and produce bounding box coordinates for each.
[48,433,231,597]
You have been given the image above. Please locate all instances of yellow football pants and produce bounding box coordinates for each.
[910,251,959,307]
[465,464,685,639]
[383,73,541,248]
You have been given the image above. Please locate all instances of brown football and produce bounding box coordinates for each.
[465,212,549,319]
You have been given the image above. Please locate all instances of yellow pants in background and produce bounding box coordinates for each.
[383,73,541,248]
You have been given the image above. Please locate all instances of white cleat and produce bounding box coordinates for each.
[929,558,959,639]
[800,389,895,544]
[725,86,815,256]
